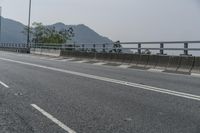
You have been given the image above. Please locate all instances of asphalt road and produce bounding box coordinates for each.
[0,51,200,133]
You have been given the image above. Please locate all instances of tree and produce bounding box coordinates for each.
[110,40,122,53]
[22,22,74,44]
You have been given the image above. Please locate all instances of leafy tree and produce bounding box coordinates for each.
[110,41,122,53]
[23,22,74,44]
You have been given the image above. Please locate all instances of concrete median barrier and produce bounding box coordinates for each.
[166,56,181,72]
[155,55,170,70]
[102,53,109,61]
[137,54,149,68]
[108,53,116,61]
[111,53,124,62]
[177,56,194,73]
[122,54,133,64]
[146,55,159,68]
[96,53,103,60]
[130,54,140,65]
[31,48,61,57]
[0,47,29,53]
[191,57,200,74]
[60,50,71,57]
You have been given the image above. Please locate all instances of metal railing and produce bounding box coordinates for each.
[0,41,200,56]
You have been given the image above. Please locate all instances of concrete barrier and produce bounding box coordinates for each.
[111,53,125,62]
[146,55,159,68]
[155,55,170,69]
[177,56,195,73]
[166,56,181,72]
[137,54,149,68]
[60,50,200,74]
[122,54,133,64]
[130,54,140,65]
[60,50,70,57]
[108,53,116,61]
[191,57,200,74]
[0,47,29,53]
[31,48,61,57]
[96,53,103,60]
[79,52,88,58]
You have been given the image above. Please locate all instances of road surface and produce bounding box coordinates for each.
[0,51,200,133]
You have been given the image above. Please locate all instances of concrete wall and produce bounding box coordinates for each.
[0,47,29,53]
[30,48,61,57]
[61,51,199,74]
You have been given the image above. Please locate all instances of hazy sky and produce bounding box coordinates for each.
[0,0,200,41]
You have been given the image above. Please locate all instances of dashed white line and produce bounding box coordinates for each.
[118,64,131,69]
[31,104,76,133]
[148,69,164,73]
[74,60,88,63]
[48,58,62,60]
[1,57,200,101]
[191,73,200,78]
[60,58,75,62]
[93,62,106,65]
[0,80,9,88]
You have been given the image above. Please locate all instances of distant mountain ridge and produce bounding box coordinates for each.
[0,17,113,44]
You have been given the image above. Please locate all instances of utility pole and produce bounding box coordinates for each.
[0,6,2,43]
[27,0,32,51]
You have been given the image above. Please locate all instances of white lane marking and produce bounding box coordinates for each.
[93,62,106,65]
[118,64,131,69]
[1,57,200,101]
[60,58,75,62]
[31,104,76,133]
[148,69,164,73]
[74,60,88,63]
[39,57,50,60]
[0,80,9,88]
[48,58,62,60]
[191,73,200,78]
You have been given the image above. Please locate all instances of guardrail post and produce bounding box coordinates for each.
[184,43,188,55]
[93,44,96,52]
[160,43,164,54]
[138,43,141,54]
[103,44,106,53]
[73,43,75,51]
[82,44,85,51]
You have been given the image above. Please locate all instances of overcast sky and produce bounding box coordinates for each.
[0,0,200,42]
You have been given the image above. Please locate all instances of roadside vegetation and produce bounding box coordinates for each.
[22,22,74,44]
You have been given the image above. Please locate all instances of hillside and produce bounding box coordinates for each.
[0,17,113,44]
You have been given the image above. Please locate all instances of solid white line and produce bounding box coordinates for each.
[118,64,131,69]
[93,62,106,65]
[0,80,9,88]
[148,69,164,73]
[60,58,75,62]
[31,104,76,133]
[191,73,200,78]
[1,57,200,101]
[74,60,88,63]
[48,58,61,60]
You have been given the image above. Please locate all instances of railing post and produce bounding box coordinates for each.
[93,44,96,52]
[103,44,106,53]
[160,43,164,54]
[82,44,85,51]
[184,43,188,55]
[138,43,141,54]
[73,43,75,51]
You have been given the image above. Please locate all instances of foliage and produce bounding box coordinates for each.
[23,22,74,44]
[109,40,122,53]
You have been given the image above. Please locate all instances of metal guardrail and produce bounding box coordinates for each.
[0,41,200,56]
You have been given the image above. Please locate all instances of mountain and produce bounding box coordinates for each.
[0,17,113,44]
[1,17,27,43]
[51,23,113,44]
